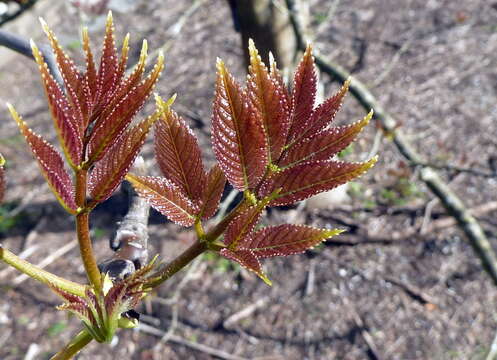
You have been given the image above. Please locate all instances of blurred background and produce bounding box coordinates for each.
[0,0,496,359]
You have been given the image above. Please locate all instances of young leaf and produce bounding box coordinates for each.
[239,225,344,258]
[287,44,317,144]
[40,18,85,135]
[212,59,268,191]
[199,164,226,220]
[247,39,290,163]
[223,205,265,249]
[279,111,372,167]
[220,248,271,285]
[81,27,98,123]
[95,12,120,108]
[126,175,198,226]
[87,51,164,164]
[305,79,350,136]
[88,111,160,203]
[8,104,77,213]
[268,52,290,107]
[259,157,378,206]
[154,99,205,203]
[31,40,83,167]
[0,154,5,204]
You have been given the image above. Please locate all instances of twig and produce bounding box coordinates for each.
[410,160,496,178]
[223,296,269,329]
[285,0,497,286]
[0,0,38,26]
[0,29,63,86]
[383,276,437,306]
[371,37,413,88]
[342,296,382,360]
[138,322,248,360]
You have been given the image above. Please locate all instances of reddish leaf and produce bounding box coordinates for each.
[212,59,268,191]
[40,19,85,135]
[126,175,198,226]
[8,105,77,213]
[0,154,5,204]
[31,41,83,166]
[259,157,378,206]
[288,79,350,147]
[268,52,290,108]
[88,111,160,203]
[287,44,317,144]
[87,51,164,163]
[279,111,372,167]
[199,164,226,220]
[247,39,290,163]
[81,27,98,124]
[239,225,343,258]
[154,101,205,203]
[220,248,271,285]
[95,12,120,108]
[223,205,264,249]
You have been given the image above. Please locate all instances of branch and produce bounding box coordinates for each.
[0,0,38,26]
[285,0,497,286]
[0,29,63,86]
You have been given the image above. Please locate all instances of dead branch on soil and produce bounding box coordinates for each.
[285,0,497,286]
[138,322,248,360]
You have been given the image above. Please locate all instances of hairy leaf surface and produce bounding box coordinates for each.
[87,52,164,163]
[126,175,198,226]
[31,41,83,166]
[259,157,377,206]
[212,59,268,190]
[247,39,290,163]
[240,225,343,257]
[89,111,160,203]
[220,248,271,285]
[287,45,316,143]
[199,164,226,220]
[224,205,265,249]
[279,111,372,167]
[8,105,77,213]
[40,19,85,135]
[155,102,205,202]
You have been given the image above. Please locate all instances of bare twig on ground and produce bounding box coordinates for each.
[138,322,248,360]
[342,296,383,360]
[223,296,269,329]
[486,327,497,360]
[409,160,496,178]
[383,276,437,306]
[285,0,497,286]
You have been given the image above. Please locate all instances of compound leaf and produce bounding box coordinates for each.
[87,51,164,164]
[89,111,160,203]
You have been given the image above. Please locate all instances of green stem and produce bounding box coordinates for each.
[0,246,86,296]
[75,169,101,290]
[204,198,249,243]
[50,329,93,360]
[146,240,207,288]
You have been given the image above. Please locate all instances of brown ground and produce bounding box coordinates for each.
[0,0,497,359]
